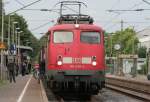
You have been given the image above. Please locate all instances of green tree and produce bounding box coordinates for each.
[104,32,112,57]
[35,32,48,61]
[39,34,48,48]
[138,46,147,58]
[8,14,40,59]
[105,28,139,56]
[0,13,40,59]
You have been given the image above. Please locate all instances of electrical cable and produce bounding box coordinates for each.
[143,0,150,5]
[30,21,51,31]
[26,19,51,22]
[63,5,79,14]
[95,20,150,24]
[105,1,144,30]
[29,1,84,32]
[8,0,42,15]
[14,0,25,6]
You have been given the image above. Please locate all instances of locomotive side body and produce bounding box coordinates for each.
[46,24,105,96]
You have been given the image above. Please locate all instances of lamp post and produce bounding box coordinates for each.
[12,22,18,45]
[8,14,15,47]
[17,31,23,72]
[16,27,20,45]
[114,43,121,76]
[109,33,115,74]
[15,27,20,68]
[0,0,4,80]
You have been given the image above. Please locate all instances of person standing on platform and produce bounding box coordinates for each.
[39,60,45,78]
[21,61,26,76]
[15,63,19,76]
[28,61,32,74]
[7,57,16,83]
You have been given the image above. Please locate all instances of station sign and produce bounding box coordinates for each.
[118,54,138,59]
[9,44,16,55]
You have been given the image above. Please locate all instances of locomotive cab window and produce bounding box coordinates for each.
[53,31,73,43]
[80,32,100,44]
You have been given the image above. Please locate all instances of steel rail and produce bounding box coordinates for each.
[105,75,150,101]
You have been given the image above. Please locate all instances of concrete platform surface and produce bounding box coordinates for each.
[0,75,45,102]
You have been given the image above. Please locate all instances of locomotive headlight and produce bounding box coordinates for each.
[57,61,62,66]
[75,24,79,28]
[92,61,97,66]
[92,56,97,66]
[57,55,63,66]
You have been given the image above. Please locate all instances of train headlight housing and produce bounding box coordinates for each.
[92,56,97,66]
[57,55,63,66]
[57,61,62,66]
[75,24,79,28]
[92,61,97,66]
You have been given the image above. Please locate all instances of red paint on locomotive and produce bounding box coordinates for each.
[47,24,105,71]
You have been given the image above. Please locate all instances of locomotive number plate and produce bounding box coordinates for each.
[72,58,82,64]
[70,65,84,68]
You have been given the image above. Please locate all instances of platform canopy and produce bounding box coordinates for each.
[16,45,33,51]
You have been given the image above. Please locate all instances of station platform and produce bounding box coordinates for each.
[0,75,47,102]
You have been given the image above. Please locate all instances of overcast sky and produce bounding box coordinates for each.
[4,0,150,39]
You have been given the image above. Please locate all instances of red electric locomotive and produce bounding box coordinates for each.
[42,1,105,97]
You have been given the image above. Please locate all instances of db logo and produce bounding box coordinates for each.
[73,58,81,63]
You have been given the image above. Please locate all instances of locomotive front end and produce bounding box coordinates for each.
[46,19,105,96]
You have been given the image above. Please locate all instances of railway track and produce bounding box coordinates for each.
[40,80,59,102]
[105,75,150,101]
[41,79,93,102]
[40,75,150,102]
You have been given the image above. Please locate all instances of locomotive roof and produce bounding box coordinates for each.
[48,24,103,31]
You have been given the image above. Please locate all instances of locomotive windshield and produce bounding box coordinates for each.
[54,31,73,43]
[80,32,100,44]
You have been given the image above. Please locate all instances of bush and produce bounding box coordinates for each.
[138,64,148,75]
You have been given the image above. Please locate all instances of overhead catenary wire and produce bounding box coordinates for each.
[105,1,143,28]
[107,9,150,12]
[63,5,79,14]
[103,0,122,28]
[95,20,150,24]
[30,21,52,31]
[21,8,63,11]
[105,1,144,30]
[26,19,51,22]
[143,0,150,5]
[28,1,88,32]
[51,1,87,15]
[8,0,42,15]
[53,1,87,9]
[20,8,63,14]
[14,0,25,6]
